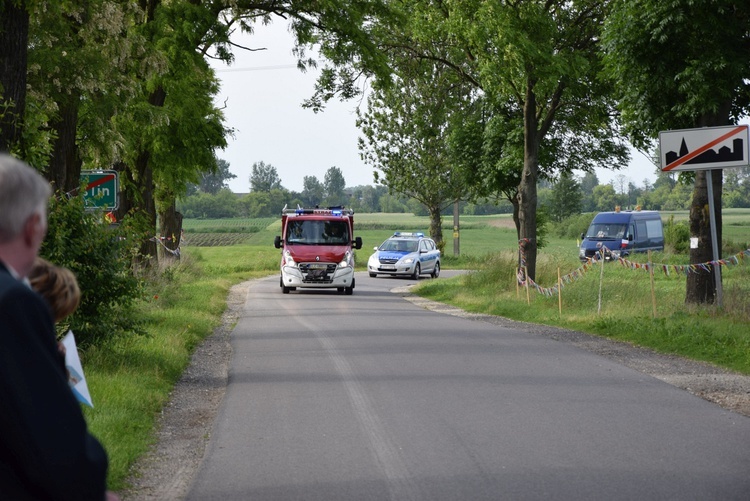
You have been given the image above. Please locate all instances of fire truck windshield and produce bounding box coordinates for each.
[286,220,350,245]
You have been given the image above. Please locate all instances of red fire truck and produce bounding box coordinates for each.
[274,206,363,294]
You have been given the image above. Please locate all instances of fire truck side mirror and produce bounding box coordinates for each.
[274,235,282,249]
[354,236,363,250]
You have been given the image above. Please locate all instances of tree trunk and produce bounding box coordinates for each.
[47,94,81,193]
[112,160,132,221]
[427,203,443,252]
[130,85,167,268]
[0,0,29,152]
[685,109,728,305]
[686,169,723,304]
[159,199,183,262]
[135,149,158,266]
[518,86,540,280]
[511,195,520,241]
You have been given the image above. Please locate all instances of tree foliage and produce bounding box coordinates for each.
[301,175,325,207]
[358,59,474,247]
[356,0,627,277]
[250,161,283,192]
[323,166,346,205]
[188,158,237,195]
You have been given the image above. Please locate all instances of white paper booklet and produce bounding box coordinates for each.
[61,331,93,408]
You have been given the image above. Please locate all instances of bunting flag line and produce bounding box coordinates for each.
[615,248,750,277]
[516,241,750,297]
[150,235,181,257]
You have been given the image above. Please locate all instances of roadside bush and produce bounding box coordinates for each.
[553,213,594,239]
[663,215,690,253]
[41,194,146,346]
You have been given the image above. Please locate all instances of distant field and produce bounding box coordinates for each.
[181,217,276,246]
[179,210,749,260]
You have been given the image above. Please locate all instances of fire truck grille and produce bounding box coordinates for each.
[299,263,337,283]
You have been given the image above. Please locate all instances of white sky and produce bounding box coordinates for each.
[211,22,659,194]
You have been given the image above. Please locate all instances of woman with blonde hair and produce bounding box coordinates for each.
[28,257,81,323]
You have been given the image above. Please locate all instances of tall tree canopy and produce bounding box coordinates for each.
[323,166,346,205]
[358,60,474,247]
[250,161,283,192]
[2,0,399,266]
[356,0,627,279]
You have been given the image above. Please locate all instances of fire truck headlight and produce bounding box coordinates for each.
[339,251,352,268]
[283,250,296,267]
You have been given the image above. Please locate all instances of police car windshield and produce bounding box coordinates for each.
[286,220,349,245]
[586,223,628,239]
[380,239,418,252]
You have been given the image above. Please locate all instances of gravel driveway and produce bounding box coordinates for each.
[121,279,750,500]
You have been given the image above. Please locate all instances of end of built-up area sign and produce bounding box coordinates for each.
[659,125,749,172]
[80,170,119,210]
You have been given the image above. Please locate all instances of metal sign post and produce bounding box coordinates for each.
[705,170,722,307]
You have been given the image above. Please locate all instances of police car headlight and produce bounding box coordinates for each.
[579,248,585,258]
[402,257,414,264]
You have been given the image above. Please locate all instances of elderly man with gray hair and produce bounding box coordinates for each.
[0,154,117,500]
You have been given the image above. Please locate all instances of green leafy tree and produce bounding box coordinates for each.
[301,175,325,207]
[724,167,750,208]
[250,161,283,192]
[603,0,750,304]
[323,166,346,206]
[579,171,599,212]
[178,189,240,218]
[189,158,237,195]
[25,1,142,192]
[358,58,475,248]
[547,173,582,223]
[367,0,627,278]
[242,188,295,217]
[592,184,618,212]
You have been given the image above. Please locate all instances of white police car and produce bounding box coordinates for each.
[367,232,441,279]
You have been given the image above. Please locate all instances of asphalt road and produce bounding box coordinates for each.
[186,272,750,501]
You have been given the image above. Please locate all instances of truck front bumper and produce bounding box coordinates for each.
[281,265,354,289]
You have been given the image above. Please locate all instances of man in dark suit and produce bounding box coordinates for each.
[0,154,116,500]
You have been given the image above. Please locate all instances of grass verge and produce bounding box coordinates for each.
[80,249,273,491]
[414,250,750,375]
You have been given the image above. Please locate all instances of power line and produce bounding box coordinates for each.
[215,64,301,73]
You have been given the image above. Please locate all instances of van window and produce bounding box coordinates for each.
[635,220,647,242]
[586,223,628,239]
[646,219,663,238]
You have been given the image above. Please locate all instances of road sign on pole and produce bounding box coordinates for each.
[659,125,749,172]
[80,170,118,210]
[658,124,750,308]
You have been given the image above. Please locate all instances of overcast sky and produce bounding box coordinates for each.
[211,22,659,194]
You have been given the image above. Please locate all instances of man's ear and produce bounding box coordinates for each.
[22,212,42,247]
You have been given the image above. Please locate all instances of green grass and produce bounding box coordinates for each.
[80,254,272,491]
[414,249,750,374]
[84,210,750,492]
